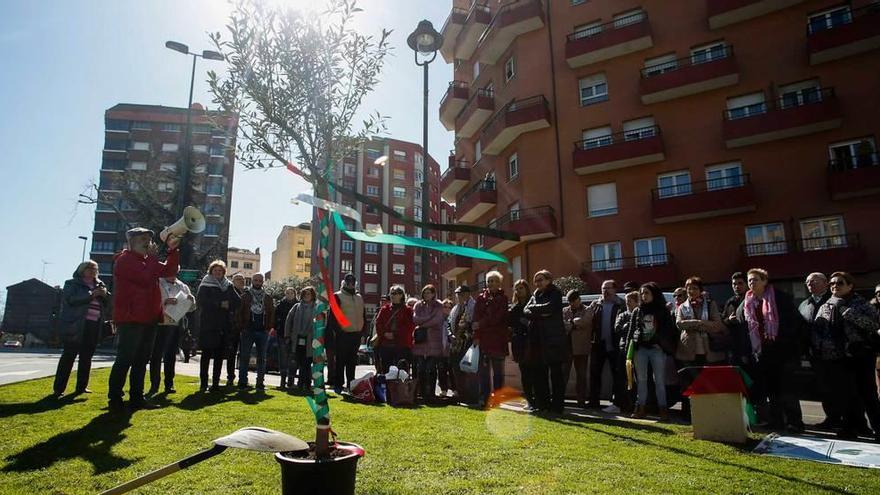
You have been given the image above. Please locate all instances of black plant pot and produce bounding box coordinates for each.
[276,442,364,495]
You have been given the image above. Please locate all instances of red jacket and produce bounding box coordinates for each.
[375,303,414,349]
[112,248,180,324]
[473,289,510,357]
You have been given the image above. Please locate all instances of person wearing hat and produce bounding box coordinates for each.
[326,273,367,394]
[107,227,180,411]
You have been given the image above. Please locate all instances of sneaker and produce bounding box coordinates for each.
[74,388,93,394]
[602,405,621,414]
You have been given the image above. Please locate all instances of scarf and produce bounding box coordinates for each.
[249,287,266,315]
[744,285,779,356]
[680,297,709,322]
[199,274,231,291]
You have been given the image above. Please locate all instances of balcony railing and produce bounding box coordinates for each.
[829,152,880,171]
[575,125,660,151]
[480,95,550,154]
[586,253,673,272]
[567,11,647,42]
[724,87,835,120]
[441,6,468,35]
[641,45,734,78]
[489,206,553,230]
[459,178,497,204]
[807,3,878,35]
[440,81,469,109]
[651,173,751,199]
[741,234,858,257]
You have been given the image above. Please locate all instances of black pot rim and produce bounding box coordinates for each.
[275,441,364,465]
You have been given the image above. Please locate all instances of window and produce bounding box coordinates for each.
[509,202,521,221]
[341,259,353,272]
[297,251,305,258]
[94,218,118,232]
[365,243,378,254]
[415,153,423,168]
[131,141,150,151]
[129,161,147,171]
[808,5,852,34]
[297,237,305,245]
[726,92,767,120]
[657,171,692,198]
[508,153,519,180]
[205,224,221,236]
[295,264,304,272]
[504,56,516,82]
[367,166,380,177]
[745,223,787,256]
[473,60,480,80]
[587,183,618,217]
[366,148,382,160]
[162,123,182,132]
[92,240,117,253]
[393,150,407,160]
[582,126,613,149]
[393,244,406,255]
[341,240,353,253]
[571,0,587,5]
[393,169,406,180]
[591,242,622,271]
[389,264,404,276]
[304,262,312,272]
[614,9,645,28]
[208,163,224,176]
[578,73,608,106]
[393,186,406,198]
[414,188,422,200]
[103,159,126,171]
[622,117,656,141]
[475,140,482,163]
[634,237,668,266]
[800,216,847,251]
[643,53,678,77]
[706,162,744,190]
[159,162,177,172]
[230,260,240,268]
[414,205,422,221]
[778,79,822,109]
[415,170,424,184]
[193,124,212,134]
[106,119,129,131]
[162,143,179,152]
[344,163,357,176]
[690,41,727,65]
[98,262,113,274]
[192,144,209,154]
[393,205,406,216]
[366,185,380,197]
[573,21,602,39]
[210,146,225,156]
[206,180,224,195]
[393,224,406,236]
[829,138,878,169]
[364,283,378,294]
[158,181,175,192]
[131,121,151,130]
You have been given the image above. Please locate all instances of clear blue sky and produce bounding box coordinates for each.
[0,0,453,294]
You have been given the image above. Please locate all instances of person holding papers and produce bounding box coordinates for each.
[147,271,195,395]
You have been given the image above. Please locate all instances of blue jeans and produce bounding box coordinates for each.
[636,346,667,407]
[239,330,269,386]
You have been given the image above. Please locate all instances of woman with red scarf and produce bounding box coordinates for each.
[734,268,804,432]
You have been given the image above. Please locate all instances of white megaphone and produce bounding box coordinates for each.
[160,206,206,243]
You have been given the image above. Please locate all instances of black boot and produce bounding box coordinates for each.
[279,373,288,390]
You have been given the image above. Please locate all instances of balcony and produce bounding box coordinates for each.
[477,0,545,65]
[454,2,492,61]
[565,12,653,68]
[722,87,841,148]
[441,255,472,279]
[572,126,665,175]
[484,206,558,252]
[740,234,866,279]
[480,96,551,155]
[455,88,495,139]
[652,174,757,224]
[582,255,678,289]
[829,152,880,200]
[439,7,469,63]
[457,179,497,223]
[808,4,880,65]
[640,46,739,104]
[440,158,471,203]
[707,0,807,29]
[440,81,469,131]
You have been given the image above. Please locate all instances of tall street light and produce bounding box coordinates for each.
[164,40,224,268]
[78,236,88,263]
[407,20,443,287]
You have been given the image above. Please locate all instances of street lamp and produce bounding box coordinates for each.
[164,40,225,268]
[407,20,443,288]
[78,236,88,262]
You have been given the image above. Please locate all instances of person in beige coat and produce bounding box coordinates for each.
[675,276,729,365]
[563,290,594,408]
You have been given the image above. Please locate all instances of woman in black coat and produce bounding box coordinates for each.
[196,260,238,391]
[509,279,537,410]
[53,260,111,397]
[523,270,566,414]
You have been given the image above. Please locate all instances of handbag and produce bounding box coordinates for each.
[414,325,428,344]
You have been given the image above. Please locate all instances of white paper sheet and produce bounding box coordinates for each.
[164,291,193,323]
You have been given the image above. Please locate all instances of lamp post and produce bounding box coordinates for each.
[164,41,224,268]
[407,20,443,288]
[78,236,88,262]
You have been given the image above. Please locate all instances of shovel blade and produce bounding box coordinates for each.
[214,427,309,453]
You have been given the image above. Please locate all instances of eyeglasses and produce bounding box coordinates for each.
[829,280,846,286]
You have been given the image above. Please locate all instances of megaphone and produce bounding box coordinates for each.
[160,206,206,243]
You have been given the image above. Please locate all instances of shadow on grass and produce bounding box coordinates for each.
[543,411,674,436]
[3,412,138,474]
[550,417,852,494]
[0,394,86,419]
[173,388,274,411]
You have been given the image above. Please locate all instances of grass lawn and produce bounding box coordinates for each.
[0,370,876,494]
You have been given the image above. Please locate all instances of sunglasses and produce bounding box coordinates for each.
[829,280,847,286]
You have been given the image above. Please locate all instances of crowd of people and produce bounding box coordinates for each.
[51,226,880,440]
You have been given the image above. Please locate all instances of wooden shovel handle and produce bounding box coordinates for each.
[100,444,228,495]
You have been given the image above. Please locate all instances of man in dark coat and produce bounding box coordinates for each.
[723,272,749,366]
[108,228,179,411]
[274,287,298,389]
[236,273,275,390]
[797,272,836,429]
[523,270,566,413]
[588,279,626,412]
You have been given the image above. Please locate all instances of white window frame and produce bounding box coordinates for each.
[393,186,406,199]
[808,5,852,34]
[643,53,678,77]
[392,263,406,275]
[341,259,353,273]
[344,163,357,176]
[365,263,378,274]
[364,283,378,294]
[613,9,645,28]
[800,216,847,251]
[726,92,767,120]
[578,73,608,106]
[705,162,744,191]
[131,141,150,151]
[475,140,482,162]
[505,56,516,83]
[657,170,692,198]
[473,60,480,80]
[634,237,668,266]
[393,150,407,160]
[393,244,405,255]
[341,240,353,254]
[159,162,176,172]
[366,185,380,197]
[365,243,378,254]
[161,143,179,152]
[778,79,823,110]
[690,41,727,65]
[582,125,613,149]
[745,223,787,256]
[129,161,148,171]
[509,202,521,221]
[573,21,602,40]
[392,224,406,236]
[829,137,878,169]
[587,183,618,217]
[622,117,656,141]
[508,153,519,180]
[192,144,209,154]
[591,242,622,271]
[157,181,175,193]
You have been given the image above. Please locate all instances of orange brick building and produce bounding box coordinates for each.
[439,0,880,297]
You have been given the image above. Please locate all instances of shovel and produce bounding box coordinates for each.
[100,427,309,495]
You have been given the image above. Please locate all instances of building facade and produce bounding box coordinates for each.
[315,137,444,320]
[227,247,261,285]
[271,222,314,281]
[439,0,880,297]
[92,103,238,287]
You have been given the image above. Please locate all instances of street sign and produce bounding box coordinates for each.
[178,269,200,283]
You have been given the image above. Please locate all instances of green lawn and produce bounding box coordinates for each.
[0,370,875,494]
